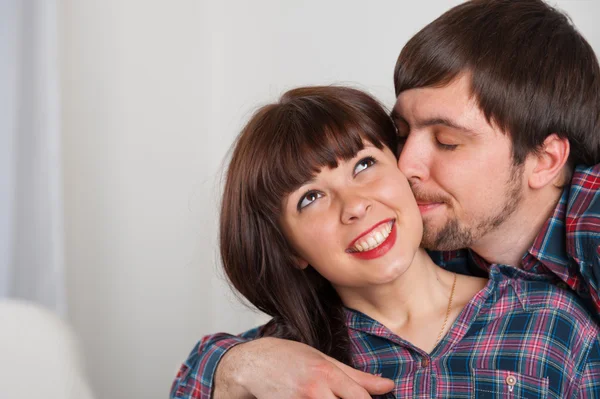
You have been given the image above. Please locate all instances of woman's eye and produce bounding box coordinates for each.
[354,156,376,175]
[297,191,323,210]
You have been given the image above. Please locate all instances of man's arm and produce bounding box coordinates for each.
[170,330,256,399]
[568,164,600,318]
[171,330,394,399]
[576,337,600,398]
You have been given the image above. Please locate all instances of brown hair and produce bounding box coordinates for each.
[220,86,397,364]
[394,0,600,166]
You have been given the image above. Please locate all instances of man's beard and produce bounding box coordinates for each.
[417,163,524,251]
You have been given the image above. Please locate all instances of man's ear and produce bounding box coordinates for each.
[527,134,570,189]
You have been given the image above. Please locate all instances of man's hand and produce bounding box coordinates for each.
[214,337,394,399]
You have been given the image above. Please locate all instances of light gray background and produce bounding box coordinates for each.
[59,1,600,398]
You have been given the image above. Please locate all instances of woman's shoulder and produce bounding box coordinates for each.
[460,274,488,288]
[454,274,488,306]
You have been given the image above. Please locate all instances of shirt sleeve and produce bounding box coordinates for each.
[573,271,600,318]
[576,336,600,398]
[170,327,262,399]
[579,244,600,316]
[567,164,600,318]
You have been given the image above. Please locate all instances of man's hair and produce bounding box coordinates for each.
[394,0,600,166]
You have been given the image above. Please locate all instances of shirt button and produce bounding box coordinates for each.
[421,358,429,367]
[506,375,517,386]
[556,282,568,290]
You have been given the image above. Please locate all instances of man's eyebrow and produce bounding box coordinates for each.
[391,112,479,137]
[416,117,479,136]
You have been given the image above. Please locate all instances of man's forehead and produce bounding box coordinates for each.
[391,94,462,126]
[392,74,475,119]
[391,90,493,137]
[397,86,480,114]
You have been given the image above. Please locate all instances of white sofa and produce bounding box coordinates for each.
[0,300,95,399]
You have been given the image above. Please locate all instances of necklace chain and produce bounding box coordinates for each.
[436,273,457,345]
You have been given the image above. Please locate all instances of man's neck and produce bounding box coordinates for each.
[470,188,563,267]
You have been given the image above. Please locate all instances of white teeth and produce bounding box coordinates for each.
[351,221,394,252]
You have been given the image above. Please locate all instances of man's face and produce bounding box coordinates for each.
[392,74,525,251]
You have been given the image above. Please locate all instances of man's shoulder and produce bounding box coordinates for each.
[511,276,599,334]
[568,164,600,215]
[566,164,600,262]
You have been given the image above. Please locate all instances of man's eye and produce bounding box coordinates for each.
[436,139,458,151]
[354,156,377,175]
[297,191,323,210]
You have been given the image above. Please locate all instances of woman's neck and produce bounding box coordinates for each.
[336,249,466,352]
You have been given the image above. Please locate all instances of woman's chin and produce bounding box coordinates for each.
[369,262,410,285]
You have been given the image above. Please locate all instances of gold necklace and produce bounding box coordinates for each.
[435,273,457,345]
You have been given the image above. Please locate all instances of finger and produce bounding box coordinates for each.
[324,356,395,395]
[323,363,373,399]
[318,392,339,399]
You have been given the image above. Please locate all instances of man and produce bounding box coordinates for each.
[171,1,600,398]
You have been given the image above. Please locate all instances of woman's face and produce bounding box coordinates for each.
[280,140,423,290]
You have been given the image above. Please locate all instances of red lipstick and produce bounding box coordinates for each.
[347,220,397,260]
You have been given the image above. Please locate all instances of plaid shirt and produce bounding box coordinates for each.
[431,164,600,316]
[171,164,600,398]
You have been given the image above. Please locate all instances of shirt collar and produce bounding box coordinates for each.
[343,265,553,339]
[488,264,555,311]
[525,164,600,276]
[524,186,570,277]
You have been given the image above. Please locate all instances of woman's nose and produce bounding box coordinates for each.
[340,193,372,224]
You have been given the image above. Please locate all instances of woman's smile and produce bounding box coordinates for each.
[346,219,396,255]
[347,220,397,260]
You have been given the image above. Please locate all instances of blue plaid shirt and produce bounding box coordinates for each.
[431,164,600,316]
[171,165,600,398]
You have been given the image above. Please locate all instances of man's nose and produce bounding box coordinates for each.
[397,133,431,184]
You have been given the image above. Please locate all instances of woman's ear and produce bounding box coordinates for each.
[292,255,309,270]
[527,134,570,189]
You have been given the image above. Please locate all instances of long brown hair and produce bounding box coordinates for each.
[220,86,397,364]
[394,0,600,166]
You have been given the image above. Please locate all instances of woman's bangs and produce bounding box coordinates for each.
[268,119,383,200]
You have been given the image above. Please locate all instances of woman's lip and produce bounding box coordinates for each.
[347,218,395,249]
[348,223,397,260]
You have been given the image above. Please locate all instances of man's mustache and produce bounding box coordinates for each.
[409,184,451,205]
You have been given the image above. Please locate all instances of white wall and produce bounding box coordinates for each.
[59,1,600,398]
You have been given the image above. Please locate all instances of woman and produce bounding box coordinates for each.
[173,86,600,398]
